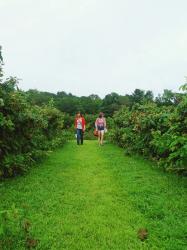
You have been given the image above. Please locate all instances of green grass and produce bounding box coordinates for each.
[0,141,187,250]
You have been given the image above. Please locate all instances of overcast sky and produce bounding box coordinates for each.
[0,0,187,97]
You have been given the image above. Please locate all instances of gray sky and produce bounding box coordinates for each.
[1,0,187,97]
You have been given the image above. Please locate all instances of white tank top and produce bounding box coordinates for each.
[77,118,83,129]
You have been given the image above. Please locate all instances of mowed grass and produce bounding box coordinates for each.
[0,141,187,250]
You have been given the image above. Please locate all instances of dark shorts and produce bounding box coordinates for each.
[97,126,104,131]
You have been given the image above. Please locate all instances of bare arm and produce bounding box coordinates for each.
[95,118,98,129]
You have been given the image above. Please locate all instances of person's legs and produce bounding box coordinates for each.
[80,130,84,145]
[98,131,103,145]
[77,129,81,145]
[98,131,101,145]
[100,130,104,145]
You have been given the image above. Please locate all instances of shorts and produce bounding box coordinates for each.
[97,126,105,133]
[99,130,105,135]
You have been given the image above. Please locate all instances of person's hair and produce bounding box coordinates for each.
[99,112,103,118]
[76,111,84,118]
[76,112,81,118]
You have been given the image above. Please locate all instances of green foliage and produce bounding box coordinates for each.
[26,89,56,106]
[1,141,186,249]
[0,204,37,249]
[82,114,98,140]
[1,48,186,176]
[0,78,66,177]
[110,91,187,173]
[179,83,187,92]
[25,88,155,117]
[53,92,102,115]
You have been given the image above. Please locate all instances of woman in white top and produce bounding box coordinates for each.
[74,112,86,145]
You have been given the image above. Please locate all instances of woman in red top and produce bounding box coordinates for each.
[74,112,86,145]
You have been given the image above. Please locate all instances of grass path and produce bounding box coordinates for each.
[0,141,187,250]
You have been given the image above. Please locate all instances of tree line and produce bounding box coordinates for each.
[25,88,182,118]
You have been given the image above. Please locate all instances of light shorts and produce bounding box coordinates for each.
[99,130,105,135]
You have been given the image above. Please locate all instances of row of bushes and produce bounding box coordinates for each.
[109,86,187,173]
[0,77,67,178]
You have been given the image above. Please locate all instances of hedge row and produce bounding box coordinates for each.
[0,78,66,178]
[110,89,187,173]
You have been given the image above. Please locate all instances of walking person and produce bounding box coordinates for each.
[95,112,107,146]
[75,112,86,145]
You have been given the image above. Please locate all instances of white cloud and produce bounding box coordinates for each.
[1,0,187,97]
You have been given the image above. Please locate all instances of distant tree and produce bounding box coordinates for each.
[0,46,3,64]
[0,46,3,80]
[101,93,121,116]
[55,95,81,115]
[132,89,145,103]
[79,95,102,114]
[102,92,119,105]
[179,76,187,92]
[26,89,56,106]
[144,90,154,102]
[56,91,68,98]
[118,95,132,106]
[88,94,100,100]
[155,89,178,106]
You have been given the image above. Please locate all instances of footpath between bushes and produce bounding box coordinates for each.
[0,141,186,249]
